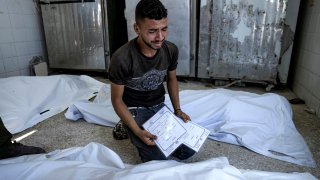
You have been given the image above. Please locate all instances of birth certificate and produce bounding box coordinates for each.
[143,105,210,157]
[142,106,188,157]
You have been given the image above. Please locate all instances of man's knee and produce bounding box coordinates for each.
[138,146,166,162]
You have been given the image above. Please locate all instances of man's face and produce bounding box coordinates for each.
[134,18,168,50]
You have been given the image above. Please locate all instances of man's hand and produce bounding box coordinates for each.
[175,109,190,122]
[135,129,157,146]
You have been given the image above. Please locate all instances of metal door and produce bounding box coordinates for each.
[40,0,108,70]
[198,0,289,83]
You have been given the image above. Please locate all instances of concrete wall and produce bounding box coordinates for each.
[0,0,46,78]
[290,0,320,118]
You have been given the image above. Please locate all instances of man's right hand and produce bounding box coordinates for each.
[135,130,157,146]
[110,83,157,146]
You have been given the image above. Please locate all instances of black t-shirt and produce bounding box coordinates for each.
[109,38,178,107]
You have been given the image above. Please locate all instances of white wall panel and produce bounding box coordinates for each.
[0,0,46,77]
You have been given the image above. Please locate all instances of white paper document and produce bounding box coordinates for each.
[183,121,210,152]
[143,106,210,157]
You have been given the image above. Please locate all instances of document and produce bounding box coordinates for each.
[183,121,210,152]
[142,106,210,157]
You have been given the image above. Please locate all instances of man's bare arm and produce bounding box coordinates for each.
[166,70,190,122]
[111,83,157,145]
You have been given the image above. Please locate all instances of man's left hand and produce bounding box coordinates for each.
[175,110,190,122]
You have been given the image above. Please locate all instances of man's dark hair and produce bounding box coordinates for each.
[135,0,167,22]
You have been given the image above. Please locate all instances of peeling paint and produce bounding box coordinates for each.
[280,24,294,58]
[201,0,207,7]
[231,17,251,43]
[198,0,288,83]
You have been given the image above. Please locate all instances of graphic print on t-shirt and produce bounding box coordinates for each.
[126,69,166,91]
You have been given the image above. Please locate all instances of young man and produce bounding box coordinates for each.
[109,0,195,162]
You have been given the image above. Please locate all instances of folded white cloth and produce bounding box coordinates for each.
[0,75,315,167]
[0,75,105,134]
[0,143,316,180]
[66,86,316,167]
[167,89,316,167]
[65,85,118,126]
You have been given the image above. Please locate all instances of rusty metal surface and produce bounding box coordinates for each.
[198,0,288,83]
